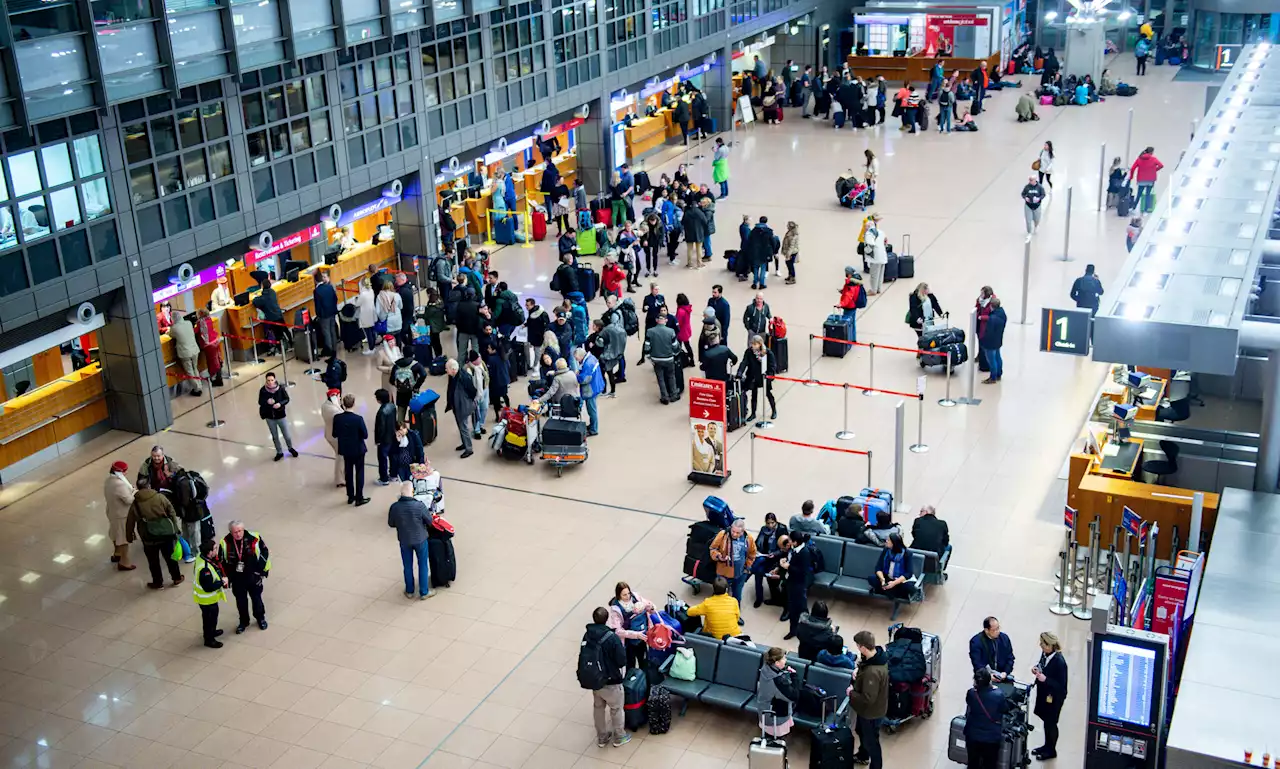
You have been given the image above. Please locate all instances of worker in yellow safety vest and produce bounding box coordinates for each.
[193,538,227,648]
[219,520,272,633]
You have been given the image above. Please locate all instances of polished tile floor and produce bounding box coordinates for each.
[0,59,1206,769]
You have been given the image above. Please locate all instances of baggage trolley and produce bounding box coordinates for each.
[883,623,942,733]
[537,398,589,477]
[488,406,539,464]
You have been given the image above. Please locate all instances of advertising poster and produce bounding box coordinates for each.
[688,378,729,485]
[925,14,987,56]
[1150,574,1188,637]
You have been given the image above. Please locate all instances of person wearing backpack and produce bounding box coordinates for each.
[581,606,630,748]
[126,477,185,590]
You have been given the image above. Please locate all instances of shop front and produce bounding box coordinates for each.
[845,4,1006,80]
[609,60,713,167]
[434,114,582,246]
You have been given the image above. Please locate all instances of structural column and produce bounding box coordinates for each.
[574,91,612,197]
[391,169,438,286]
[98,270,173,435]
[704,44,736,137]
[1256,350,1280,493]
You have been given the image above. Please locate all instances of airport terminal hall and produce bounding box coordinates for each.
[0,0,1277,767]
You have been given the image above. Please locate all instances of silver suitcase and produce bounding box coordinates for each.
[749,713,788,768]
[948,715,1029,768]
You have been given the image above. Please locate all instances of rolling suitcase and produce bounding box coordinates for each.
[594,206,613,228]
[769,335,789,373]
[531,210,547,241]
[427,537,455,587]
[577,227,598,256]
[919,324,964,351]
[493,215,517,245]
[822,313,855,357]
[623,668,648,731]
[647,686,672,735]
[923,342,968,369]
[726,377,748,431]
[749,715,788,768]
[833,107,846,128]
[811,723,854,769]
[576,266,599,302]
[947,715,1027,768]
[883,252,900,282]
[897,235,915,279]
[508,341,529,377]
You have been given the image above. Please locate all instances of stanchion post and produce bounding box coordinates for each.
[1020,237,1032,324]
[863,343,876,397]
[893,400,904,506]
[221,334,238,378]
[1059,186,1074,262]
[1073,548,1095,620]
[279,329,296,387]
[248,319,261,365]
[835,384,854,440]
[302,324,321,376]
[939,353,956,407]
[1097,142,1107,212]
[865,450,873,489]
[805,334,818,387]
[1050,547,1074,615]
[743,432,763,493]
[910,394,928,453]
[1124,108,1134,171]
[204,377,225,428]
[1086,518,1102,596]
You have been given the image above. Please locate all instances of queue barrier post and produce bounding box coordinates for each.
[203,376,224,429]
[909,394,928,453]
[893,400,904,508]
[278,326,296,388]
[302,325,321,376]
[866,449,873,489]
[221,334,238,379]
[863,342,876,397]
[1169,525,1181,561]
[743,432,763,494]
[1097,142,1107,212]
[1106,524,1122,594]
[835,383,854,441]
[1049,546,1075,615]
[939,351,956,408]
[248,319,261,365]
[805,335,818,387]
[1085,517,1102,597]
[1073,546,1095,620]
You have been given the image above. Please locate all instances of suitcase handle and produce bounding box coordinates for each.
[902,233,910,256]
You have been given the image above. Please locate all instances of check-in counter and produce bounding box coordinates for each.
[0,364,108,470]
[160,314,226,386]
[520,153,579,205]
[625,116,668,160]
[223,239,397,353]
[844,53,1001,84]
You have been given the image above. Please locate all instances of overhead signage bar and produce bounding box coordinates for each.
[152,263,228,303]
[245,224,322,265]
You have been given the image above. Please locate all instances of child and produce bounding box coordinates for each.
[1126,216,1143,252]
[1106,158,1126,209]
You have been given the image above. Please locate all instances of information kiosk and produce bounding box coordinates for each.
[1086,625,1169,768]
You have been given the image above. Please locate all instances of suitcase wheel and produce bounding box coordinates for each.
[691,583,702,596]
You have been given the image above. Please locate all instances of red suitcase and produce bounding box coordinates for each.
[594,207,612,227]
[532,210,547,241]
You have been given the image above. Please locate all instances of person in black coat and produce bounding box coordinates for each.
[969,617,1015,680]
[910,505,950,558]
[740,335,777,422]
[553,253,580,300]
[870,532,914,600]
[699,333,739,382]
[392,421,425,481]
[837,503,866,540]
[373,388,399,486]
[395,274,415,348]
[781,531,814,638]
[483,337,510,420]
[320,356,346,393]
[980,299,1008,384]
[965,668,1010,769]
[256,372,298,461]
[1032,632,1068,760]
[331,394,370,505]
[313,271,340,356]
[906,283,945,338]
[752,513,788,607]
[794,601,837,661]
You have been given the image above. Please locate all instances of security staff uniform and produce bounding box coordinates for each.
[219,530,271,632]
[193,554,227,647]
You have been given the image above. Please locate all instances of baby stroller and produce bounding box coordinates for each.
[537,395,589,477]
[489,406,539,464]
[836,176,870,210]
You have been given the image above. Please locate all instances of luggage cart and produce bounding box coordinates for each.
[537,397,588,477]
[883,623,941,733]
[489,406,538,464]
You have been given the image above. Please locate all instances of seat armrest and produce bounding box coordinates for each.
[660,655,675,673]
[939,545,952,571]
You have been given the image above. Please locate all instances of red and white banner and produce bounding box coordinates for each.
[689,378,728,479]
[1150,574,1189,637]
[245,224,322,265]
[929,13,988,26]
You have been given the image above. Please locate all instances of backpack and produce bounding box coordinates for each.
[432,257,453,283]
[770,317,787,340]
[619,298,640,336]
[1136,38,1150,57]
[332,358,348,382]
[577,634,611,690]
[392,363,415,390]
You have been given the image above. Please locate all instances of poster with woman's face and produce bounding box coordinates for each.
[690,420,725,476]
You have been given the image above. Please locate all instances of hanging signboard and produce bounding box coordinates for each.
[688,378,729,486]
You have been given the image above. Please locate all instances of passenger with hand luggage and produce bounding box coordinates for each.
[862,214,888,294]
[848,630,890,768]
[969,616,1016,680]
[965,667,1011,769]
[975,286,997,372]
[906,282,944,338]
[686,576,742,640]
[580,607,630,749]
[780,531,814,636]
[752,513,788,607]
[1031,632,1068,761]
[709,517,758,611]
[756,646,799,739]
[605,581,656,670]
[740,334,778,422]
[869,533,914,600]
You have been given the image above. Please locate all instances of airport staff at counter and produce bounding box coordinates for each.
[1065,363,1219,560]
[439,151,578,240]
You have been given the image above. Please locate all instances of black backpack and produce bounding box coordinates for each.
[577,633,610,690]
[333,358,348,382]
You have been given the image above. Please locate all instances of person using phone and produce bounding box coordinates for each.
[756,646,798,739]
[1032,632,1069,760]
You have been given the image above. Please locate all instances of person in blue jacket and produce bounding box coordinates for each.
[815,634,858,670]
[969,616,1015,680]
[979,297,1007,384]
[574,347,605,436]
[707,285,731,339]
[964,667,1011,769]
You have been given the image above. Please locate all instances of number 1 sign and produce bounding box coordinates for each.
[1040,307,1092,356]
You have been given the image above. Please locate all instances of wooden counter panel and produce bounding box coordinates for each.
[845,53,1001,84]
[53,397,108,442]
[0,367,107,469]
[1074,473,1219,559]
[0,423,59,470]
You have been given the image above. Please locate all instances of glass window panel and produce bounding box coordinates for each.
[375,57,393,88]
[305,75,326,110]
[457,70,472,98]
[339,67,358,99]
[208,142,232,178]
[436,41,452,70]
[453,37,468,66]
[129,166,156,203]
[49,187,80,230]
[173,108,201,149]
[137,205,164,244]
[10,5,80,41]
[90,220,119,260]
[269,124,289,158]
[379,90,396,122]
[396,84,413,116]
[0,166,8,204]
[189,187,214,226]
[316,146,336,179]
[274,162,295,195]
[28,240,60,284]
[0,206,14,251]
[242,92,269,129]
[470,63,485,92]
[492,27,505,55]
[264,86,286,122]
[40,144,73,188]
[96,21,160,78]
[164,196,190,234]
[232,0,282,45]
[392,9,424,32]
[497,86,510,111]
[155,157,182,196]
[393,52,411,83]
[311,115,331,144]
[400,119,417,149]
[200,102,227,140]
[168,11,225,60]
[358,62,375,93]
[422,47,437,74]
[150,116,177,155]
[343,103,360,134]
[423,78,439,107]
[383,124,398,154]
[366,129,383,162]
[291,0,333,31]
[247,130,268,165]
[252,167,274,202]
[60,229,91,273]
[458,99,472,127]
[8,152,41,197]
[433,0,463,24]
[342,0,380,19]
[284,81,305,116]
[360,95,377,129]
[82,178,110,219]
[427,109,443,138]
[441,73,455,102]
[0,245,27,295]
[215,179,238,214]
[18,196,51,242]
[290,118,312,151]
[183,149,207,186]
[347,137,365,167]
[295,154,316,188]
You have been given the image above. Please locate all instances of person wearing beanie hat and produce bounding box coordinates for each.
[538,355,580,406]
[104,461,136,570]
[320,388,345,488]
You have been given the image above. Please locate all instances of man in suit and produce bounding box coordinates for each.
[781,531,814,639]
[313,270,339,357]
[445,359,477,458]
[331,394,371,506]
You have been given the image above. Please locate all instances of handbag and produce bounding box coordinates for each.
[1032,159,1042,171]
[373,319,389,335]
[669,647,696,681]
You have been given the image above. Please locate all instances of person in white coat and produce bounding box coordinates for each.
[374,334,402,393]
[168,312,203,396]
[104,460,136,570]
[863,214,889,295]
[1037,141,1055,190]
[356,277,378,354]
[377,283,404,340]
[320,388,345,488]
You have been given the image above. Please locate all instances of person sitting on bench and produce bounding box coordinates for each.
[868,533,915,601]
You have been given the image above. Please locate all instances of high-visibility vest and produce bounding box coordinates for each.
[220,532,272,573]
[192,556,226,605]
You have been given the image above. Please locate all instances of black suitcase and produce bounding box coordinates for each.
[810,725,854,769]
[683,553,716,582]
[897,254,915,279]
[338,314,363,352]
[648,686,672,735]
[508,341,529,377]
[542,418,588,447]
[923,342,968,369]
[823,314,855,357]
[884,252,900,282]
[413,339,433,366]
[726,378,748,431]
[919,325,965,351]
[576,266,599,302]
[411,404,438,446]
[428,538,456,587]
[623,668,648,731]
[769,335,789,373]
[1117,188,1133,217]
[688,519,723,545]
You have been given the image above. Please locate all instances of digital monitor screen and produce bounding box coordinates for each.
[1097,640,1157,728]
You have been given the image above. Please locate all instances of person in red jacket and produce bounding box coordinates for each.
[601,253,626,299]
[675,293,694,366]
[1129,147,1164,214]
[837,267,865,343]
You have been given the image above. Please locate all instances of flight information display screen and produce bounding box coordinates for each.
[1097,640,1157,728]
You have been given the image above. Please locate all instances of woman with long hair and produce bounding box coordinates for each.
[1038,140,1055,189]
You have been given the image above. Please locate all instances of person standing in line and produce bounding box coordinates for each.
[675,294,695,366]
[781,222,800,285]
[1037,141,1056,190]
[745,216,779,290]
[194,308,224,386]
[168,310,203,396]
[707,285,731,338]
[970,59,989,114]
[313,270,340,357]
[863,214,888,295]
[937,80,955,132]
[1032,632,1069,761]
[1022,175,1047,235]
[681,195,708,269]
[445,359,477,458]
[1129,146,1164,214]
[580,606,630,749]
[975,285,996,374]
[1135,35,1151,75]
[320,388,345,489]
[104,461,136,571]
[781,531,814,635]
[644,310,680,405]
[219,520,270,633]
[638,282,666,365]
[395,273,416,349]
[574,347,604,436]
[257,373,298,461]
[465,349,490,438]
[192,537,227,648]
[863,150,879,206]
[980,298,1007,384]
[838,267,865,335]
[741,335,777,422]
[848,630,889,769]
[709,518,758,619]
[332,394,372,506]
[126,477,184,590]
[964,667,1010,769]
[712,138,731,198]
[1071,264,1105,316]
[742,292,772,350]
[389,481,435,601]
[372,387,399,485]
[356,277,379,353]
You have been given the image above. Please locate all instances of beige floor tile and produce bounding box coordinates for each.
[440,725,499,760]
[88,731,152,766]
[369,741,430,769]
[333,731,394,764]
[269,745,329,769]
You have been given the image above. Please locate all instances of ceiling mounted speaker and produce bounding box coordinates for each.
[251,231,273,251]
[538,120,551,135]
[576,103,591,119]
[171,263,195,283]
[448,156,461,172]
[325,204,342,224]
[383,179,403,198]
[67,302,96,325]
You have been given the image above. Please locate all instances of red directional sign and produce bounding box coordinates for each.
[689,378,728,482]
[689,378,726,423]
